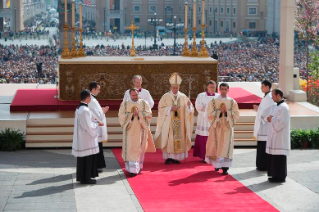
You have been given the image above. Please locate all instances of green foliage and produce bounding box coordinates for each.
[291,128,319,149]
[309,51,319,80]
[0,128,25,151]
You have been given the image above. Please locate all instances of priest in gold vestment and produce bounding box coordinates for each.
[155,73,194,164]
[205,83,240,175]
[119,89,156,177]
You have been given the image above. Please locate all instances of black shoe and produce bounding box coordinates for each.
[215,168,220,171]
[98,169,103,173]
[222,168,229,175]
[81,179,96,184]
[202,159,207,163]
[165,158,172,164]
[129,173,137,177]
[171,159,181,164]
[268,178,285,183]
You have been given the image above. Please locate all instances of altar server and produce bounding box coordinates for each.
[119,89,156,177]
[266,89,290,183]
[88,81,109,173]
[193,80,219,162]
[72,89,104,184]
[123,75,154,108]
[154,73,194,164]
[253,80,276,171]
[205,83,240,175]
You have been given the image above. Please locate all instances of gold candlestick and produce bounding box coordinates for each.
[78,28,85,57]
[70,27,78,58]
[199,24,209,58]
[61,24,71,59]
[182,28,190,56]
[190,27,199,57]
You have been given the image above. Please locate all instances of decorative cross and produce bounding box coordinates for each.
[186,75,195,98]
[126,21,139,57]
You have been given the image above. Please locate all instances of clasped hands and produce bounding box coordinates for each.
[267,115,273,123]
[171,101,191,112]
[133,107,139,116]
[221,105,227,113]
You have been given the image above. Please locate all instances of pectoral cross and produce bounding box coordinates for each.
[126,21,139,57]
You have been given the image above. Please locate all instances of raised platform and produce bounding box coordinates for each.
[10,87,262,111]
[2,83,319,148]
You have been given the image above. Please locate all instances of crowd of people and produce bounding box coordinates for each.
[0,44,58,83]
[0,39,310,84]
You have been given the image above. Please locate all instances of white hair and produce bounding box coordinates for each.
[132,75,142,83]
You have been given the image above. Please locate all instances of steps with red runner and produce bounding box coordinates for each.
[112,149,278,212]
[10,87,261,111]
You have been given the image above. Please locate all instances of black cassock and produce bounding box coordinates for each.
[97,142,106,169]
[267,154,287,180]
[76,154,99,182]
[256,141,269,171]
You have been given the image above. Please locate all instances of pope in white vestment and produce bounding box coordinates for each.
[154,73,194,164]
[119,89,156,177]
[266,89,291,183]
[123,75,154,108]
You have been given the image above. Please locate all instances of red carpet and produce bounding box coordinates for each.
[10,88,261,111]
[112,149,278,212]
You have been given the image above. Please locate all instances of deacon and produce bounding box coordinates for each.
[72,89,104,184]
[266,89,291,183]
[123,75,154,108]
[88,81,109,173]
[154,73,194,164]
[253,80,275,171]
[119,89,156,177]
[205,83,240,175]
[193,80,220,162]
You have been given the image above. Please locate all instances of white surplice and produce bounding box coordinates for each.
[88,94,108,142]
[266,101,291,156]
[195,92,220,136]
[72,104,99,157]
[253,92,276,141]
[123,88,154,109]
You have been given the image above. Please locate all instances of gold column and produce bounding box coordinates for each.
[61,24,71,59]
[78,29,85,57]
[78,2,85,57]
[199,24,209,57]
[61,0,70,59]
[182,29,190,56]
[70,27,78,58]
[190,27,199,57]
[182,2,190,56]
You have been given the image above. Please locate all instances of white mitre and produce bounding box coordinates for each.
[169,72,182,86]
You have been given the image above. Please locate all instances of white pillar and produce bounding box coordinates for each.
[278,0,295,97]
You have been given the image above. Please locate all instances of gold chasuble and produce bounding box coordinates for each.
[119,99,156,166]
[155,91,194,159]
[205,96,240,168]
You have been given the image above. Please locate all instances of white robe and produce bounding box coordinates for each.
[266,102,291,156]
[72,104,99,157]
[88,95,108,142]
[195,92,220,136]
[253,92,276,141]
[123,88,154,109]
